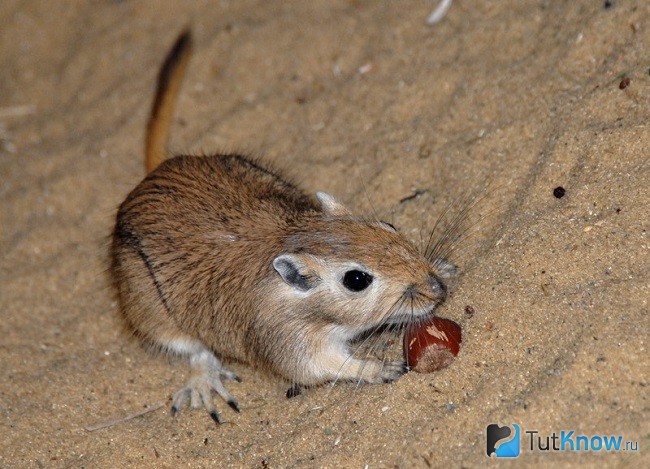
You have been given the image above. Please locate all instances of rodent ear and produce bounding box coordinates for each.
[316,192,352,216]
[273,254,318,292]
[432,258,457,279]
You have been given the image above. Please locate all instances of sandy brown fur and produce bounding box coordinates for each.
[112,154,320,364]
[111,30,456,421]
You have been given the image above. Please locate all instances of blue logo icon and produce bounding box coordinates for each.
[487,423,520,458]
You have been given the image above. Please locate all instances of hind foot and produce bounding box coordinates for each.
[170,349,241,424]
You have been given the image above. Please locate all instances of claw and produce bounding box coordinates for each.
[209,410,222,425]
[227,399,241,413]
[220,369,242,383]
[286,384,302,398]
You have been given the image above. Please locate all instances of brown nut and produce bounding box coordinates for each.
[403,317,462,373]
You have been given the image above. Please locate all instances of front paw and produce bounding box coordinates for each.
[380,360,408,383]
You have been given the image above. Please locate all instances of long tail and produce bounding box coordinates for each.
[145,29,193,173]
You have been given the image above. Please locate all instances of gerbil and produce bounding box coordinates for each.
[111,30,456,424]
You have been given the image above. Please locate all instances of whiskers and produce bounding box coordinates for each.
[285,287,433,426]
[424,184,497,268]
[335,285,434,388]
[287,185,497,423]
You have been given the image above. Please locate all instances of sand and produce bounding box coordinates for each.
[1,1,647,467]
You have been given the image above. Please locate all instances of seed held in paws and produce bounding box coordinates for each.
[404,317,462,373]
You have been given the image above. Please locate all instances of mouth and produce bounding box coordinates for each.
[349,307,436,343]
[348,307,435,344]
[386,304,437,326]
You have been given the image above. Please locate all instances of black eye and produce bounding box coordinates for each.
[342,270,373,292]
